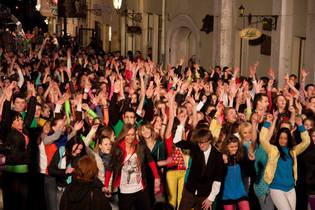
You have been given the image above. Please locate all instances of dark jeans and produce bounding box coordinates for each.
[29,172,47,210]
[2,171,29,210]
[118,189,152,210]
[179,187,208,210]
[44,175,57,210]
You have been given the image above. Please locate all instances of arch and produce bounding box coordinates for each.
[166,14,200,66]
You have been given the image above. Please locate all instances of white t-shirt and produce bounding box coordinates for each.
[120,153,143,194]
[38,141,48,174]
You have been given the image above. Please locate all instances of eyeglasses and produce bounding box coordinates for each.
[197,140,210,145]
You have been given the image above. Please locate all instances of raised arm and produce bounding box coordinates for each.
[24,82,36,128]
[165,92,175,139]
[299,68,308,105]
[293,111,311,155]
[136,68,145,116]
[259,113,277,154]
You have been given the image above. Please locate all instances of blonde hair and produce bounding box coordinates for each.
[238,122,252,140]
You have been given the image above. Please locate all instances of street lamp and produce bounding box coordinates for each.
[239,5,245,17]
[113,0,122,11]
[238,5,278,30]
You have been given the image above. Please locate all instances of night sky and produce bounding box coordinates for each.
[1,0,47,32]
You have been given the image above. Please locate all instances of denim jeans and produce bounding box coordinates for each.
[44,175,58,210]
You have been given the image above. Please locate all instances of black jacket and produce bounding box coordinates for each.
[60,179,111,210]
[48,149,82,187]
[175,140,225,197]
[302,145,315,194]
[0,96,36,166]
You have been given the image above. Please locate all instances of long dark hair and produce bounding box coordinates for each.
[221,135,244,162]
[274,127,295,160]
[111,124,142,183]
[65,135,87,164]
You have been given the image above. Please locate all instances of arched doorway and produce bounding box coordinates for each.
[169,26,197,66]
[166,15,200,66]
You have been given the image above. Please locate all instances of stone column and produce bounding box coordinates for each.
[271,0,294,87]
[304,0,315,84]
[212,0,236,67]
[160,0,166,64]
[120,16,126,55]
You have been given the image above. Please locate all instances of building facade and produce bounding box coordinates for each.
[42,0,315,84]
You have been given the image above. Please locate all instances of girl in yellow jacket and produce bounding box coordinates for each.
[259,112,310,210]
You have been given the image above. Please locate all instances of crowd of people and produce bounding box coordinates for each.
[0,30,314,210]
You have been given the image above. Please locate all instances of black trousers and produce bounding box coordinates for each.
[179,187,208,210]
[2,171,29,210]
[118,189,152,210]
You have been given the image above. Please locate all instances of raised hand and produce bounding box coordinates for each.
[295,114,303,126]
[300,68,309,81]
[27,82,36,96]
[187,96,196,106]
[74,121,84,131]
[234,66,240,76]
[82,103,90,111]
[296,101,303,114]
[284,73,289,82]
[251,113,260,124]
[267,67,276,80]
[273,110,279,121]
[179,58,184,66]
[266,113,274,123]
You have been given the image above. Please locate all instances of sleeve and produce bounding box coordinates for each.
[145,146,160,179]
[1,100,12,138]
[95,105,104,120]
[267,90,273,112]
[174,140,193,150]
[103,107,109,126]
[259,122,274,154]
[143,98,154,122]
[196,101,205,112]
[173,124,185,144]
[109,93,120,126]
[157,142,166,161]
[293,125,311,156]
[104,169,112,188]
[43,131,62,145]
[65,100,71,124]
[209,118,222,140]
[48,150,67,179]
[17,68,25,88]
[207,181,221,202]
[87,108,98,119]
[207,150,225,201]
[24,96,36,128]
[165,135,173,158]
[245,108,252,121]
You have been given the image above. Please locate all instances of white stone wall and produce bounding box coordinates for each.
[82,0,314,83]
